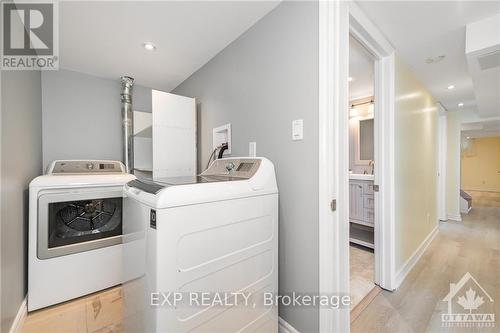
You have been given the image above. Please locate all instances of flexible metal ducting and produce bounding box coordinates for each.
[120,76,134,173]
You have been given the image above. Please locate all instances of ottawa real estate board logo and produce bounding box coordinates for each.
[442,272,495,328]
[1,1,58,70]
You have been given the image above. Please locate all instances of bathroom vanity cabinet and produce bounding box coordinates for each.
[349,177,375,249]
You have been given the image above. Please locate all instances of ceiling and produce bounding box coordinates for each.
[59,1,280,91]
[357,1,500,116]
[349,35,374,101]
[465,14,500,118]
[462,119,500,139]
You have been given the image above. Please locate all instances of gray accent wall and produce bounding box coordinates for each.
[1,71,43,333]
[41,69,152,170]
[173,2,319,331]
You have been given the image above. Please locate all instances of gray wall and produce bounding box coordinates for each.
[1,71,43,333]
[173,2,319,331]
[41,69,152,170]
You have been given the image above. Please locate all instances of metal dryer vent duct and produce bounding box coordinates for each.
[120,76,134,173]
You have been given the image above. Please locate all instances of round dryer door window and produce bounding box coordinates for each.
[48,197,122,249]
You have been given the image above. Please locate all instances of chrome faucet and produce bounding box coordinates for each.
[369,160,375,175]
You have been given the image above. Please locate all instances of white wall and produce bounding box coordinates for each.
[1,71,43,332]
[394,56,439,270]
[41,70,152,170]
[446,111,462,219]
[173,2,319,331]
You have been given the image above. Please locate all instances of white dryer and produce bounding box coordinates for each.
[28,160,135,311]
[122,157,278,333]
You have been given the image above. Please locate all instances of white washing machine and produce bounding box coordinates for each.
[122,157,278,333]
[28,160,136,311]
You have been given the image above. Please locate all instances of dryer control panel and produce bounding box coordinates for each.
[202,158,261,179]
[48,160,126,174]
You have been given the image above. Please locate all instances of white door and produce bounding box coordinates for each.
[152,90,196,179]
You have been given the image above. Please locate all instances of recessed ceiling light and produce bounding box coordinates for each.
[466,136,471,139]
[447,85,455,90]
[458,102,464,107]
[348,77,353,82]
[142,42,156,51]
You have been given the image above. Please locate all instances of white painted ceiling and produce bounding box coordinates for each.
[465,14,500,118]
[59,1,280,91]
[462,119,500,139]
[349,35,374,101]
[357,1,500,116]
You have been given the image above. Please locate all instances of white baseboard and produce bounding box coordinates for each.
[447,213,462,222]
[394,226,439,289]
[279,317,300,333]
[9,297,27,333]
[460,206,472,215]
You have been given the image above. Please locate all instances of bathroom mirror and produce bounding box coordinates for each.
[359,118,374,160]
[351,114,374,166]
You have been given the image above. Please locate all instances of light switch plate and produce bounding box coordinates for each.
[292,119,303,141]
[249,142,257,157]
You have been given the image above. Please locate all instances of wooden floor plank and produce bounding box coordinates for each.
[350,245,375,309]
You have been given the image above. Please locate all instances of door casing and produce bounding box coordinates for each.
[319,2,396,331]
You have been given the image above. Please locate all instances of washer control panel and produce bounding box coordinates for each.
[202,158,261,179]
[48,160,126,174]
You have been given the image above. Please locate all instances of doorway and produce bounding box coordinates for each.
[318,2,396,331]
[460,125,500,208]
[348,35,377,311]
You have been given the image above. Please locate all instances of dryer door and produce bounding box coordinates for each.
[37,189,123,259]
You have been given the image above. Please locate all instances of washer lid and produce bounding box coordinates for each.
[127,175,247,194]
[124,157,278,208]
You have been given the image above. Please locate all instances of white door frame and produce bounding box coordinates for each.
[349,2,396,292]
[319,1,350,331]
[319,2,396,331]
[437,103,448,221]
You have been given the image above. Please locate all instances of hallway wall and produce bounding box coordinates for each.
[446,111,461,219]
[394,56,439,271]
[461,136,500,191]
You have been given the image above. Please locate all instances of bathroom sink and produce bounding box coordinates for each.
[349,174,374,181]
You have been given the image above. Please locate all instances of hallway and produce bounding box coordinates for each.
[351,192,500,332]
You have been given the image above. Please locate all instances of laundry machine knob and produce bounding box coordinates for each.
[86,163,94,170]
[225,162,235,172]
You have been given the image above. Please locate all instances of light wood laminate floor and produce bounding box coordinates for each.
[350,245,375,309]
[22,286,123,333]
[351,191,500,332]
